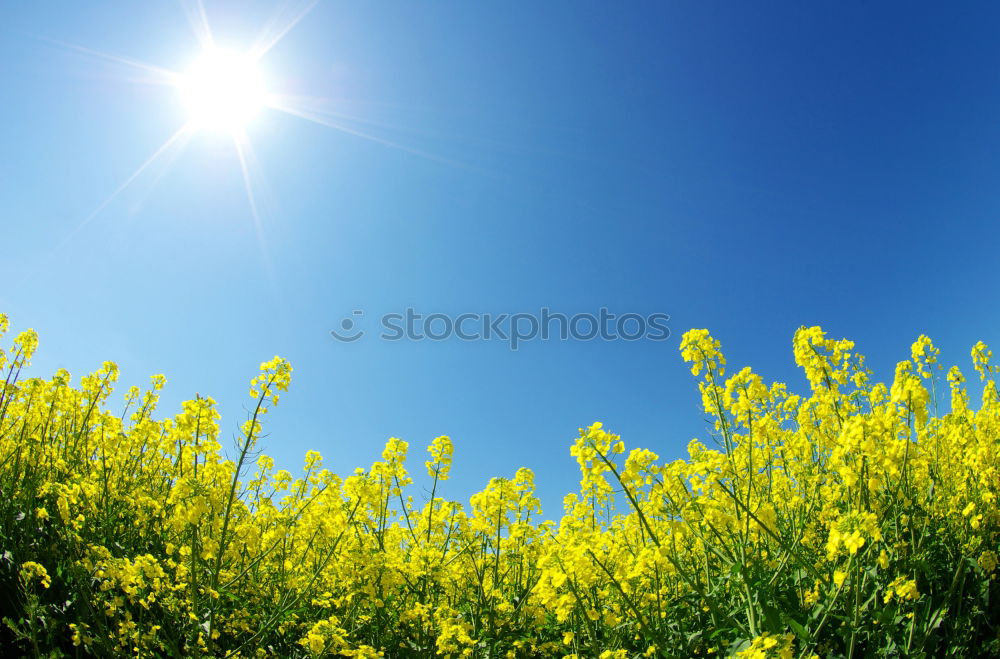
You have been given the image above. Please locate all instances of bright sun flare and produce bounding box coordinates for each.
[54,0,434,286]
[178,48,267,132]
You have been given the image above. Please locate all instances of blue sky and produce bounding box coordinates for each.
[3,1,999,517]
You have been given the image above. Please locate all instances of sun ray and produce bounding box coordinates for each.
[266,94,533,162]
[127,129,194,213]
[73,123,196,237]
[250,0,321,60]
[262,94,439,136]
[14,122,196,291]
[39,36,180,87]
[179,0,216,52]
[233,133,278,291]
[268,97,474,170]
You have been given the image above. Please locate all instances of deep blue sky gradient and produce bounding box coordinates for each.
[3,1,999,516]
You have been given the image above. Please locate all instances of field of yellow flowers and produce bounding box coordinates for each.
[1,312,998,657]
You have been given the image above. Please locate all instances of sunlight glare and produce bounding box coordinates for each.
[178,48,267,132]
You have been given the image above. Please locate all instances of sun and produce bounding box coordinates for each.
[177,48,267,132]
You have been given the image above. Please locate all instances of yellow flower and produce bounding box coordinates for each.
[833,570,848,588]
[735,632,796,659]
[979,551,998,574]
[20,561,51,589]
[426,435,454,480]
[885,577,920,603]
[2,314,999,655]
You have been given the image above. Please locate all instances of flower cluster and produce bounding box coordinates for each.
[0,313,998,657]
